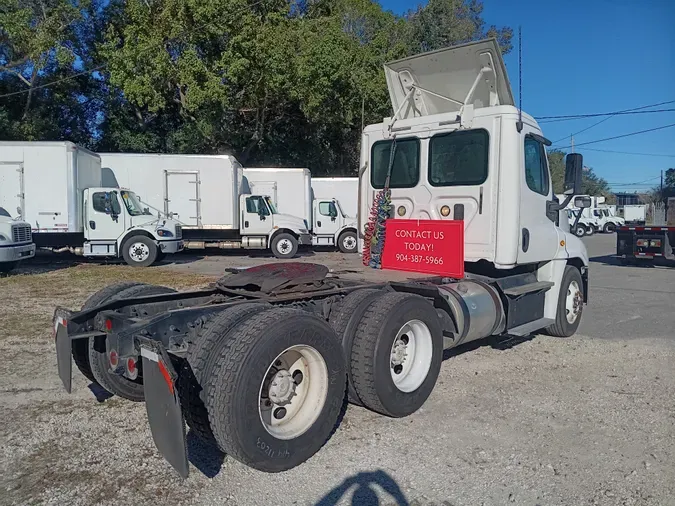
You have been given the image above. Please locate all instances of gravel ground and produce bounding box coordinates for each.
[1,237,674,506]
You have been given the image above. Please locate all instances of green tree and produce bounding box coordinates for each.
[547,149,612,197]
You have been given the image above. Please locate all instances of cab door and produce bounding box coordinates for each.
[313,200,340,237]
[517,132,563,264]
[85,189,126,241]
[240,195,273,235]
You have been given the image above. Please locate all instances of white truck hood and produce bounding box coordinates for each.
[384,38,514,120]
[274,213,309,233]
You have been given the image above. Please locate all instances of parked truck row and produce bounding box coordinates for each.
[54,39,591,478]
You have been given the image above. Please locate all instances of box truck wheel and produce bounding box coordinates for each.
[584,225,595,236]
[88,283,177,401]
[573,224,586,237]
[122,235,158,267]
[271,233,298,259]
[603,222,616,233]
[328,288,385,405]
[338,231,358,253]
[205,307,347,472]
[350,292,443,418]
[545,266,584,338]
[177,302,272,443]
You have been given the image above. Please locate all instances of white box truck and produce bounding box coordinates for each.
[99,153,312,259]
[243,168,359,253]
[0,142,184,267]
[0,206,35,273]
[312,177,358,219]
[54,38,591,480]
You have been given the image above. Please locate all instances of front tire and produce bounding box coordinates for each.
[584,225,595,236]
[338,231,358,253]
[271,233,298,259]
[603,223,616,233]
[350,292,443,418]
[574,225,586,237]
[122,235,158,267]
[0,261,18,274]
[205,308,346,472]
[545,265,584,338]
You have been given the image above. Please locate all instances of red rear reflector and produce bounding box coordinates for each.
[636,239,648,247]
[127,357,136,374]
[158,360,175,395]
[109,350,119,368]
[105,319,112,331]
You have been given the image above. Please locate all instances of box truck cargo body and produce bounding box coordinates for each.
[244,168,359,253]
[100,153,311,258]
[0,142,183,267]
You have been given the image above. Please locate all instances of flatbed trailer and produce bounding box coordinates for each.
[54,261,584,478]
[616,225,675,264]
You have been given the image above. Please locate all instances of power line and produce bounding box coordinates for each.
[536,100,675,121]
[558,123,675,149]
[539,108,675,123]
[0,65,106,98]
[578,147,675,158]
[608,176,661,186]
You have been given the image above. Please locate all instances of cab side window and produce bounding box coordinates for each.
[524,137,550,196]
[318,201,337,217]
[92,192,121,215]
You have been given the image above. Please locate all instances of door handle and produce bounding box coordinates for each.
[244,220,249,228]
[89,221,96,230]
[317,220,321,227]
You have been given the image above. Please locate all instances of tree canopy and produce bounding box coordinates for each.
[1,0,512,174]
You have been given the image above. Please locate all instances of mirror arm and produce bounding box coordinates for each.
[549,193,574,212]
[572,209,583,231]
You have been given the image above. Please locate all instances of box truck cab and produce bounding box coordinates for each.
[0,142,183,267]
[358,39,590,335]
[243,168,359,253]
[0,206,35,273]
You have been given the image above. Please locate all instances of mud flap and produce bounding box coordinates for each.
[54,314,72,393]
[140,342,189,479]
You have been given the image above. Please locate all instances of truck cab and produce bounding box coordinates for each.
[0,206,35,273]
[312,198,358,253]
[358,39,590,333]
[84,187,184,266]
[239,194,312,258]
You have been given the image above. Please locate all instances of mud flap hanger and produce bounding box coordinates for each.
[139,338,189,479]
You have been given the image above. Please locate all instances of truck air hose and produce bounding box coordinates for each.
[362,140,396,269]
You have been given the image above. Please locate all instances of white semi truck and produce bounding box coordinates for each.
[100,153,312,258]
[243,168,359,252]
[0,142,184,267]
[54,39,590,479]
[0,206,35,273]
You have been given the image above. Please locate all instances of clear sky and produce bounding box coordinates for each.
[379,0,675,193]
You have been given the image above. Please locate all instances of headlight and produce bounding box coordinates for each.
[0,234,7,241]
[156,229,174,238]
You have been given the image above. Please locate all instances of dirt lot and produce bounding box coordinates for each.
[1,237,674,506]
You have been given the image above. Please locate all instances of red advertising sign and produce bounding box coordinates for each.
[381,219,464,278]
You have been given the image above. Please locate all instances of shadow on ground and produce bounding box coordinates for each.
[315,470,409,506]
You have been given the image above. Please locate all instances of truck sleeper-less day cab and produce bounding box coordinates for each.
[243,168,359,253]
[100,154,311,259]
[0,142,183,267]
[53,40,590,478]
[0,206,35,273]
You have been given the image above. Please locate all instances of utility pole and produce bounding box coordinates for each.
[661,169,664,195]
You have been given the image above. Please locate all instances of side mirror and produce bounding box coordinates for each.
[143,207,150,214]
[564,153,583,195]
[574,196,592,209]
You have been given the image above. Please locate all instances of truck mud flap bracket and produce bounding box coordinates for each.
[54,308,101,394]
[139,340,189,479]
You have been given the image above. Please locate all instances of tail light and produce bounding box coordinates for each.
[109,349,119,368]
[651,239,661,247]
[126,357,138,380]
[636,239,648,247]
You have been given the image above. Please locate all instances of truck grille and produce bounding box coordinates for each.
[175,225,182,239]
[12,224,32,243]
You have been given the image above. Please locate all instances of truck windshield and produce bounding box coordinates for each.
[602,209,609,217]
[265,197,278,214]
[120,191,150,216]
[0,207,10,218]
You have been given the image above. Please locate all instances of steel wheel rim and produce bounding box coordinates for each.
[258,345,328,440]
[277,238,292,255]
[565,280,582,324]
[343,235,356,251]
[129,242,150,262]
[389,319,433,392]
